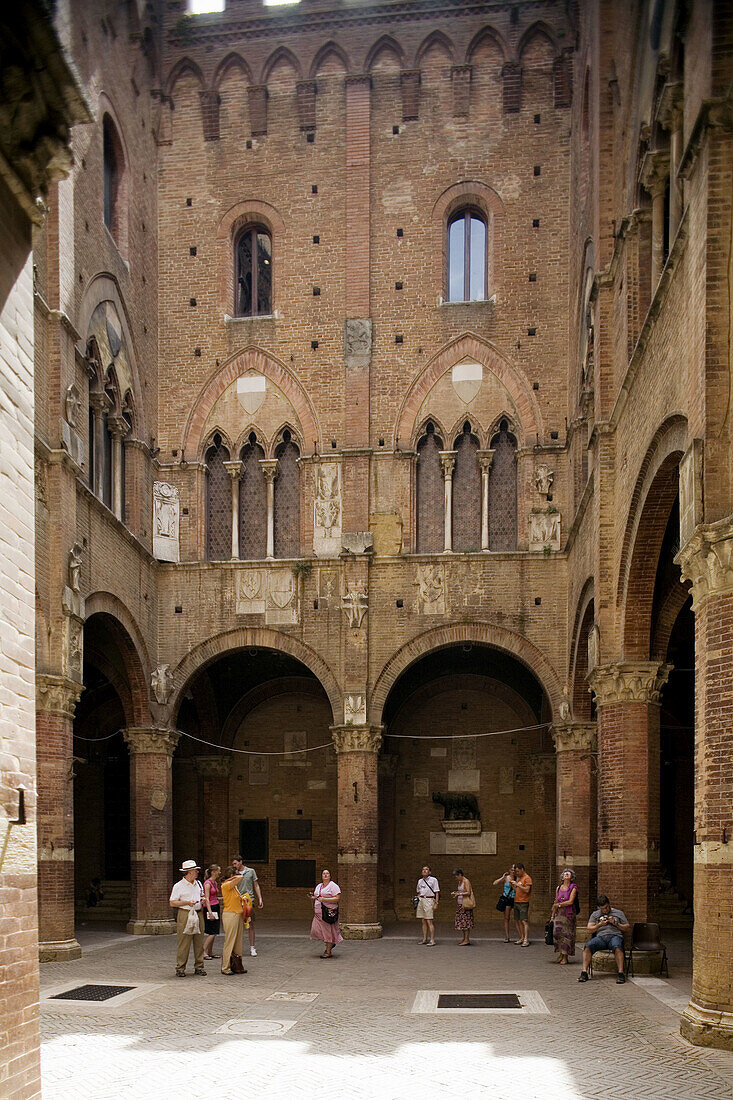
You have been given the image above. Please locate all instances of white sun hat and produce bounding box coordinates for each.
[180,859,200,872]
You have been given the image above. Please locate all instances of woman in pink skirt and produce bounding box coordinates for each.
[309,869,343,958]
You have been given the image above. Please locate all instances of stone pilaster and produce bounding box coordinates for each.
[36,674,84,961]
[588,662,671,921]
[332,723,382,939]
[552,723,597,918]
[194,755,232,867]
[124,727,179,935]
[676,517,733,1050]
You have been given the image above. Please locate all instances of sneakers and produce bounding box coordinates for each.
[426,940,436,947]
[578,971,589,982]
[250,946,257,957]
[616,973,626,984]
[175,969,186,978]
[193,968,207,976]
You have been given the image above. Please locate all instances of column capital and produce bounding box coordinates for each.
[587,662,671,707]
[331,725,383,754]
[439,450,457,477]
[477,448,495,471]
[260,458,279,483]
[640,149,671,197]
[108,413,130,439]
[223,459,243,481]
[193,754,232,778]
[36,674,84,717]
[552,722,597,753]
[675,514,733,609]
[124,727,180,756]
[89,389,112,414]
[657,81,683,130]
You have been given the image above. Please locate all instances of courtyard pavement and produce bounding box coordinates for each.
[40,921,733,1100]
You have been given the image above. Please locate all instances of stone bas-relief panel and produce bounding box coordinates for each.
[235,567,299,623]
[313,463,342,557]
[153,482,180,562]
[414,562,446,615]
[430,830,497,855]
[249,756,269,786]
[529,511,561,551]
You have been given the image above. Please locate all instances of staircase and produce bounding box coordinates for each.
[76,880,131,922]
[657,887,694,930]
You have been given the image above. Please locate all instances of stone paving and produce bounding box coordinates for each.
[40,923,733,1100]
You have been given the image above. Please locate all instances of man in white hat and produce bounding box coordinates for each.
[169,859,206,977]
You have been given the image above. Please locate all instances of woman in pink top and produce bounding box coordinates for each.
[202,864,221,960]
[308,869,343,958]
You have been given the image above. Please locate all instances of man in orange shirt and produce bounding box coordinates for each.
[509,863,532,946]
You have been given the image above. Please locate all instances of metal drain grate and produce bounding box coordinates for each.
[437,993,522,1010]
[51,984,135,1002]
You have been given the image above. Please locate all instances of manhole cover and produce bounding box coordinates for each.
[217,1019,294,1035]
[437,993,522,1010]
[51,984,135,1002]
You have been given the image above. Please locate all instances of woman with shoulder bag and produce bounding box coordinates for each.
[202,864,221,960]
[451,868,475,946]
[309,869,343,958]
[493,866,518,943]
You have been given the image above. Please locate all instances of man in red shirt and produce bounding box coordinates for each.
[509,863,533,946]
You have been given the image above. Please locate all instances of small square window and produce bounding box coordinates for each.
[528,327,536,336]
[395,334,403,344]
[246,139,252,149]
[190,298,197,307]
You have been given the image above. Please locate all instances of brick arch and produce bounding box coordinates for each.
[518,21,559,58]
[652,585,691,663]
[388,673,537,731]
[261,46,302,85]
[214,52,253,90]
[221,677,328,746]
[84,593,152,725]
[617,416,687,656]
[182,345,321,458]
[569,580,595,719]
[370,621,563,724]
[365,35,405,72]
[415,30,456,68]
[309,41,350,78]
[165,56,205,99]
[466,26,509,64]
[170,628,341,723]
[394,333,541,448]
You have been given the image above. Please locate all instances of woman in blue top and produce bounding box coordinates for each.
[494,866,518,943]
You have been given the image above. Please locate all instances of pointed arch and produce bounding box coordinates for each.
[415,30,456,68]
[165,55,205,98]
[365,35,405,72]
[214,52,253,89]
[310,40,350,78]
[518,21,558,59]
[466,26,509,64]
[261,45,302,85]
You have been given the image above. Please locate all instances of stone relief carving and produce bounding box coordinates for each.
[283,731,307,764]
[344,318,372,368]
[313,463,342,557]
[341,532,374,556]
[529,511,561,551]
[559,684,572,722]
[235,568,299,624]
[318,568,338,608]
[535,464,554,497]
[35,459,48,506]
[342,582,368,629]
[249,755,269,786]
[344,693,367,724]
[552,723,597,753]
[65,383,82,428]
[151,665,173,705]
[63,618,83,679]
[124,728,180,756]
[452,737,476,770]
[587,662,672,707]
[332,726,382,753]
[451,359,483,404]
[587,624,600,673]
[499,765,514,794]
[36,673,84,716]
[153,482,180,562]
[414,563,446,615]
[236,570,266,613]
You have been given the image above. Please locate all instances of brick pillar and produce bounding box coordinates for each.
[332,724,382,939]
[553,723,597,920]
[588,662,671,921]
[36,674,83,961]
[677,517,733,1050]
[124,728,179,935]
[194,755,231,866]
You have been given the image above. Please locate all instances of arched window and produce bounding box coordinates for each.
[103,114,127,250]
[235,225,272,316]
[416,421,444,553]
[206,434,231,560]
[447,209,487,302]
[274,430,301,558]
[452,421,481,551]
[489,419,517,550]
[239,432,267,559]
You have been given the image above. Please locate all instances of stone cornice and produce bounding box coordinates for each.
[587,662,671,707]
[36,674,84,717]
[675,515,733,610]
[331,725,383,754]
[552,722,597,753]
[124,728,180,756]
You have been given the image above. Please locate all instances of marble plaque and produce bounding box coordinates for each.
[430,830,497,855]
[153,482,180,562]
[414,778,429,798]
[448,769,480,792]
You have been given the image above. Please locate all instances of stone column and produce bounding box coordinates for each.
[36,674,84,960]
[108,414,129,522]
[478,449,495,551]
[89,390,111,499]
[676,517,733,1050]
[124,727,179,935]
[261,458,279,559]
[588,662,671,921]
[658,82,683,242]
[439,450,457,553]
[552,722,597,919]
[223,460,243,560]
[640,150,670,290]
[194,755,231,865]
[332,724,382,939]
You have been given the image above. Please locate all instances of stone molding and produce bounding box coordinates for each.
[331,725,383,754]
[675,515,733,610]
[124,727,180,756]
[552,722,597,753]
[587,662,671,706]
[193,754,232,778]
[36,674,83,717]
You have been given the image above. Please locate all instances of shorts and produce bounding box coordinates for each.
[514,902,529,922]
[416,898,435,919]
[586,934,624,953]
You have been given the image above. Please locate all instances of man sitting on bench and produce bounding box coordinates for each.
[578,895,631,984]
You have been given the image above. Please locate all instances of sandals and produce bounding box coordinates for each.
[203,954,220,960]
[320,951,332,959]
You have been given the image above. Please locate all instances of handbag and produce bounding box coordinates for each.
[496,895,508,912]
[544,920,554,946]
[462,891,476,910]
[230,953,245,974]
[412,896,420,910]
[317,887,339,924]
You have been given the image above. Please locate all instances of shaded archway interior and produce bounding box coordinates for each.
[378,644,555,922]
[173,647,336,917]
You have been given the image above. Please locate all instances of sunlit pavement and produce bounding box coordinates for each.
[40,922,733,1100]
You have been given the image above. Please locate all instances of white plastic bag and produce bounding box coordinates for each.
[183,907,199,935]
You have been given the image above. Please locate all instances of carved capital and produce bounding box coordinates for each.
[124,727,180,756]
[657,81,683,131]
[331,725,383,754]
[193,754,232,778]
[477,449,495,472]
[260,458,279,484]
[223,460,243,482]
[675,515,733,610]
[552,722,597,753]
[640,149,671,197]
[89,390,112,415]
[439,450,457,478]
[587,662,671,706]
[36,674,83,717]
[108,414,130,440]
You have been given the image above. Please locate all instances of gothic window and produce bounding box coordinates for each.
[447,209,487,302]
[489,420,518,550]
[235,225,272,316]
[274,431,300,558]
[416,421,444,553]
[452,421,481,552]
[103,114,127,250]
[206,434,231,560]
[239,432,267,559]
